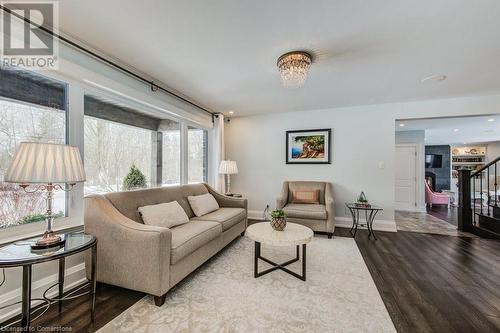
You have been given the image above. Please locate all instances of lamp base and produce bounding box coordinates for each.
[31,231,66,249]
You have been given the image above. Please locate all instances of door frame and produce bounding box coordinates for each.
[395,143,425,212]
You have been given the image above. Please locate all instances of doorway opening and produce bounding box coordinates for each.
[394,114,500,236]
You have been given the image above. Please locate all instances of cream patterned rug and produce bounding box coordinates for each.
[98,236,396,333]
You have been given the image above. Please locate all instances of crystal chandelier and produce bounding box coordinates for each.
[277,51,312,87]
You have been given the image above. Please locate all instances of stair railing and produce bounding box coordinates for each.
[458,156,500,231]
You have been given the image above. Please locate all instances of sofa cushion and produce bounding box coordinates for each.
[104,183,209,222]
[191,208,246,231]
[170,221,222,264]
[188,193,220,217]
[138,201,189,228]
[283,204,327,220]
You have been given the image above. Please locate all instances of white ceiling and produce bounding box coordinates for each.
[396,115,500,145]
[58,0,500,116]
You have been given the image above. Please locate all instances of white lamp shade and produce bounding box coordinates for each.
[219,160,238,175]
[4,142,86,184]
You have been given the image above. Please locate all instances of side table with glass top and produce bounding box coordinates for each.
[0,232,97,330]
[345,203,383,240]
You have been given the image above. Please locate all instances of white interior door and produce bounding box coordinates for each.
[395,145,417,210]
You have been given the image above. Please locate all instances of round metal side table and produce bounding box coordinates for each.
[346,203,383,240]
[0,232,97,331]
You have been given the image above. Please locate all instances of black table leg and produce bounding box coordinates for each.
[254,242,306,281]
[58,258,65,312]
[254,241,261,278]
[368,210,380,240]
[90,244,97,323]
[302,244,306,281]
[21,265,32,330]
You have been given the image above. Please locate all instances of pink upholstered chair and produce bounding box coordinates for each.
[425,181,450,207]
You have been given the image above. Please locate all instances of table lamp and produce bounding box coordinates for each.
[4,142,86,248]
[218,160,238,195]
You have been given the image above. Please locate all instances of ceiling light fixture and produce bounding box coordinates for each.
[453,129,459,132]
[277,51,312,88]
[421,74,447,83]
[399,123,405,127]
[228,111,234,115]
[488,118,495,122]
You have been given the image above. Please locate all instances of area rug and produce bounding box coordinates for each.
[98,236,396,333]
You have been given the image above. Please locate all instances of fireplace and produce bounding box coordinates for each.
[426,171,436,191]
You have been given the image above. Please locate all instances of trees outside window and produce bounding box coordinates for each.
[84,116,152,195]
[188,127,208,183]
[0,98,66,229]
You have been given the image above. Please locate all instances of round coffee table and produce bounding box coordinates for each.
[246,222,313,281]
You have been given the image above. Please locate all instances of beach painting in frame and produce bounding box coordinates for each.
[286,129,331,164]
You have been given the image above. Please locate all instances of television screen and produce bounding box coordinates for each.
[425,154,443,168]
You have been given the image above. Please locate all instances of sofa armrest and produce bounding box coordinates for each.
[84,195,172,296]
[325,183,335,233]
[205,183,248,210]
[276,181,289,210]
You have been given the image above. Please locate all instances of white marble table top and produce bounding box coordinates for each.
[246,222,314,247]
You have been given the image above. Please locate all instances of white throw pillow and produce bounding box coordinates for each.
[187,193,220,217]
[138,201,189,228]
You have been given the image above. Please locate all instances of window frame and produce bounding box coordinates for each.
[0,71,213,245]
[0,71,84,245]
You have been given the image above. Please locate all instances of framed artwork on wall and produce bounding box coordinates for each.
[286,128,331,164]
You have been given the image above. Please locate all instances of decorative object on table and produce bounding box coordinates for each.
[356,191,371,208]
[286,129,331,164]
[0,233,97,330]
[277,51,312,88]
[270,209,287,231]
[345,203,383,240]
[4,142,86,248]
[218,160,238,195]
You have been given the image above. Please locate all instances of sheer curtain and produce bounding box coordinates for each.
[212,114,226,193]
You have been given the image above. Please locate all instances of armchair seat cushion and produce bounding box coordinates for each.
[170,221,222,264]
[191,208,246,231]
[283,204,327,220]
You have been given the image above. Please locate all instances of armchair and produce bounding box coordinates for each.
[425,181,450,207]
[276,181,335,238]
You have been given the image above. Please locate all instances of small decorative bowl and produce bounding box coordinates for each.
[270,217,287,231]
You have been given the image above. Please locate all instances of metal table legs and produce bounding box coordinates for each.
[348,207,380,240]
[20,265,32,330]
[17,244,97,330]
[254,242,307,281]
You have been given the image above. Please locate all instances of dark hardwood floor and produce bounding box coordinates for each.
[426,204,458,226]
[3,227,500,333]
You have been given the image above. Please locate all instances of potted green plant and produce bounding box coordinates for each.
[270,209,287,231]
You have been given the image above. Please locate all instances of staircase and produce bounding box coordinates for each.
[457,156,500,240]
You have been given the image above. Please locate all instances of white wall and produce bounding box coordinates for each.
[486,141,500,162]
[226,94,500,225]
[395,131,426,211]
[226,104,397,221]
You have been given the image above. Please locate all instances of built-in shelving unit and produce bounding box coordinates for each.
[451,147,487,172]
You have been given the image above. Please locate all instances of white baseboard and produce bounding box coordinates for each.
[248,210,397,232]
[0,263,87,323]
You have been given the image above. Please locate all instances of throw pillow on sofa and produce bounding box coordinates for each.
[138,201,189,228]
[188,193,219,217]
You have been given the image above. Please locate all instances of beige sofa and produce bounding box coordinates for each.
[84,183,247,306]
[276,181,335,238]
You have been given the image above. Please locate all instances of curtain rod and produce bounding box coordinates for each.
[0,5,215,118]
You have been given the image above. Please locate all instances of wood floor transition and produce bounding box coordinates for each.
[2,227,500,333]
